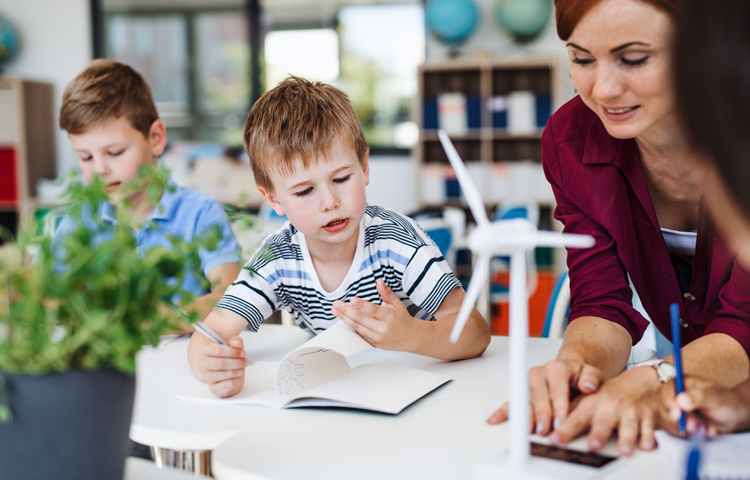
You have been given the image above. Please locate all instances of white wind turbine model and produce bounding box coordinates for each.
[438,130,597,480]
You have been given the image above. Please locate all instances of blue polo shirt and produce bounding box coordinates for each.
[52,178,241,297]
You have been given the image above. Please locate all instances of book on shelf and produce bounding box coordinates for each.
[177,321,452,414]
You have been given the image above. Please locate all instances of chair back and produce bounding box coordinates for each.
[542,271,570,339]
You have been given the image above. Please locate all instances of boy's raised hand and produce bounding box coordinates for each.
[332,279,419,352]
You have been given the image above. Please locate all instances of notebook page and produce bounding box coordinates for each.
[286,363,451,414]
[176,361,280,407]
[655,430,750,479]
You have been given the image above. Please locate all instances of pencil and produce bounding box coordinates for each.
[670,302,686,435]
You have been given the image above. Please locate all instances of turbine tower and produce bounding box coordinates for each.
[438,130,597,479]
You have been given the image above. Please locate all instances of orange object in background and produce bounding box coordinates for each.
[490,271,555,337]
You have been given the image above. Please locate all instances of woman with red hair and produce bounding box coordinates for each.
[488,0,750,456]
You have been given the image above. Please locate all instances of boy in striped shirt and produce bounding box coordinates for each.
[188,77,490,398]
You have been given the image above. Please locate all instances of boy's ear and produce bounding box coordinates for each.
[257,185,286,217]
[149,120,168,159]
[362,149,370,187]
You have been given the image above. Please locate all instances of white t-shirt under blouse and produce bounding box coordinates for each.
[216,205,461,334]
[660,227,697,257]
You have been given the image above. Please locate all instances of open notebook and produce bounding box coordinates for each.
[177,322,451,414]
[655,430,750,479]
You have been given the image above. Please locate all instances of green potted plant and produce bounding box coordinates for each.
[0,168,217,480]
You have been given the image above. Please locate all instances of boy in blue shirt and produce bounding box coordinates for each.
[188,77,490,398]
[55,60,242,327]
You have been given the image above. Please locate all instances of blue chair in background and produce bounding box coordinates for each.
[541,270,570,339]
[258,203,288,222]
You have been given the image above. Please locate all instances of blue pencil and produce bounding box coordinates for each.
[670,303,686,435]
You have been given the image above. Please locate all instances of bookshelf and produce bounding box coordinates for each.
[0,77,58,239]
[415,57,569,213]
[416,58,568,335]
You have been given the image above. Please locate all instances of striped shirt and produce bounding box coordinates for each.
[216,205,461,334]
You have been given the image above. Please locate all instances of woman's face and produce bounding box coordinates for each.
[567,0,676,140]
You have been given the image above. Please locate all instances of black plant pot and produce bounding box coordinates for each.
[0,369,136,480]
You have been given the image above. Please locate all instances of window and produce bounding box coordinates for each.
[106,14,190,130]
[265,29,339,89]
[105,9,251,144]
[337,4,424,149]
[194,12,250,145]
[99,2,425,150]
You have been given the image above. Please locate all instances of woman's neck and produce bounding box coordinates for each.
[635,115,704,231]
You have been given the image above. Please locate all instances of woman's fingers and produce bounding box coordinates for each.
[577,364,604,394]
[586,402,621,452]
[488,402,509,424]
[550,396,595,444]
[546,361,574,429]
[639,413,656,450]
[615,409,640,456]
[529,366,553,434]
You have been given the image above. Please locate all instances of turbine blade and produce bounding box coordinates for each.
[438,130,490,226]
[530,230,595,249]
[450,254,489,343]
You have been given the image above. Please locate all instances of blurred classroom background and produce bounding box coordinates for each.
[0,0,581,336]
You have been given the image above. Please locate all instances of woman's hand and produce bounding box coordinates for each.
[668,376,750,436]
[549,365,666,456]
[488,358,604,436]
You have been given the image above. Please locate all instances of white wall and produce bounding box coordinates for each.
[426,0,565,61]
[366,156,418,214]
[425,0,575,106]
[1,0,92,176]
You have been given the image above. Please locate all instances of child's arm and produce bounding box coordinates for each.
[668,376,750,436]
[187,307,249,398]
[175,262,242,333]
[332,279,490,360]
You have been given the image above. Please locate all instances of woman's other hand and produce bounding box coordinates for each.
[548,365,664,456]
[487,358,604,436]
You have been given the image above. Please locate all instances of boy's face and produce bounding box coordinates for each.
[69,116,167,205]
[259,142,369,250]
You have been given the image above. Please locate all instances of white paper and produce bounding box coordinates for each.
[177,322,451,414]
[176,361,281,408]
[286,364,450,414]
[655,430,750,479]
[438,92,468,135]
[508,91,536,135]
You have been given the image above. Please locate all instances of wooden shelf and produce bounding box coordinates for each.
[0,77,57,234]
[415,58,563,209]
[421,130,543,142]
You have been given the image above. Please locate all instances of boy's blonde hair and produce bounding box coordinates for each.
[243,77,369,191]
[59,59,159,138]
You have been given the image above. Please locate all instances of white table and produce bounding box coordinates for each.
[124,458,204,479]
[133,326,674,480]
[131,325,312,451]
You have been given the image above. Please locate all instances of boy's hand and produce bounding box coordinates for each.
[194,336,248,398]
[332,279,419,352]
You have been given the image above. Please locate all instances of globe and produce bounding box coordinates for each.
[495,0,553,43]
[426,0,480,46]
[0,15,20,68]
